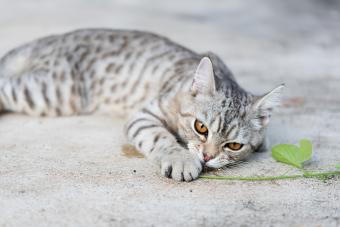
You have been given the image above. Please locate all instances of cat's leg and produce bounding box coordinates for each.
[125,102,203,182]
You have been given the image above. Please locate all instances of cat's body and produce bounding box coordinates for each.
[0,29,283,181]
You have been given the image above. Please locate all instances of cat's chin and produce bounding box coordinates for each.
[204,159,228,169]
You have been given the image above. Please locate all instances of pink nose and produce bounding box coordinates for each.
[203,153,213,162]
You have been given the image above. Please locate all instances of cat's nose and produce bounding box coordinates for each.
[203,153,213,162]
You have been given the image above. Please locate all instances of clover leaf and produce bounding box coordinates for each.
[272,139,312,169]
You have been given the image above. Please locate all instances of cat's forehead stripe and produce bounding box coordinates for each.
[226,124,238,140]
[216,115,222,133]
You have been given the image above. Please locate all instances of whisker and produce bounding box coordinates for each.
[221,160,248,169]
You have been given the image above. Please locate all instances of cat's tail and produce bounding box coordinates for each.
[0,78,5,113]
[0,47,33,114]
[0,76,15,114]
[0,77,6,113]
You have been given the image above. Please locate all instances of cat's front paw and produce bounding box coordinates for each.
[159,149,202,182]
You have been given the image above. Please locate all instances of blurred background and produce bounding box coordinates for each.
[1,1,340,226]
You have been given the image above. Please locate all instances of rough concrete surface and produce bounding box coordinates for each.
[0,0,340,226]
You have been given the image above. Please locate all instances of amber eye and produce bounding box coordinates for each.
[224,142,243,151]
[194,119,208,135]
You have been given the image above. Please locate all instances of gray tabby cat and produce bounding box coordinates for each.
[0,29,283,181]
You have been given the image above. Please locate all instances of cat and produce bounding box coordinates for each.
[0,29,284,181]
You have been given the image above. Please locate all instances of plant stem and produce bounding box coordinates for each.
[199,171,340,181]
[302,171,340,178]
[313,163,339,170]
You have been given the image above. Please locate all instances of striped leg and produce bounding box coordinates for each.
[125,101,202,182]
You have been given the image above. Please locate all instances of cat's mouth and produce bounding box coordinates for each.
[200,152,234,169]
[203,153,213,162]
[197,151,227,169]
[188,142,232,169]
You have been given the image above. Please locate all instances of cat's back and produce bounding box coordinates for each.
[0,28,197,94]
[0,29,200,116]
[0,29,194,69]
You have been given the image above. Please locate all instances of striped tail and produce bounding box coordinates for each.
[0,77,14,114]
[0,78,5,113]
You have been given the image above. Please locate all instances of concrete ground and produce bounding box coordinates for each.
[0,0,339,226]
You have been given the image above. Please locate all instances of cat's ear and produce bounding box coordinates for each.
[251,84,284,129]
[191,57,216,95]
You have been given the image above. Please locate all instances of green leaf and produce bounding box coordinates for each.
[272,139,313,169]
[272,144,302,168]
[335,164,340,170]
[298,139,312,162]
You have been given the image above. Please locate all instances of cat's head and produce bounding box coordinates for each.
[174,57,284,168]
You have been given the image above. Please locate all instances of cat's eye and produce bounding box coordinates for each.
[194,119,208,135]
[224,142,243,151]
